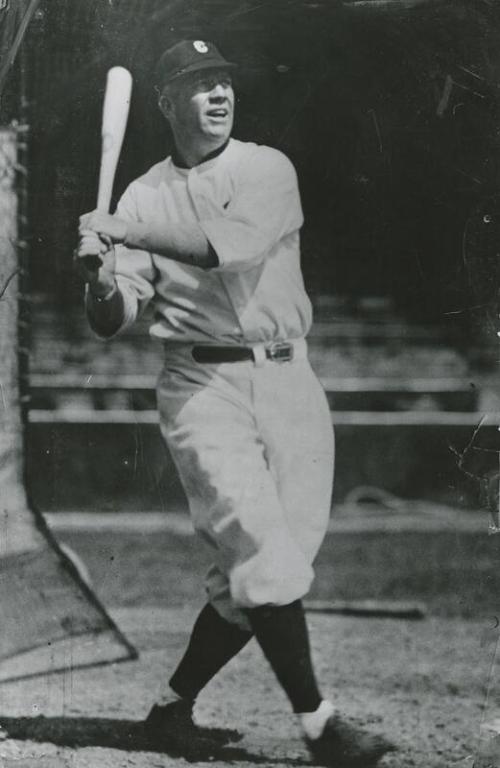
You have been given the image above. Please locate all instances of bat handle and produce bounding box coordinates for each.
[82,234,113,272]
[96,190,112,214]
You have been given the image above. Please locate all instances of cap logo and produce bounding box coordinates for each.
[193,40,208,54]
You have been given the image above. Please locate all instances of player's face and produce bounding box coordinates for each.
[165,69,235,146]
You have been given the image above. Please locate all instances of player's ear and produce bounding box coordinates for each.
[158,87,174,120]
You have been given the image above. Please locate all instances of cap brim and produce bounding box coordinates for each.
[160,59,237,87]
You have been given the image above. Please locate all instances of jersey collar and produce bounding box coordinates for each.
[171,139,230,169]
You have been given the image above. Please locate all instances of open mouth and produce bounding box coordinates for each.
[207,108,229,119]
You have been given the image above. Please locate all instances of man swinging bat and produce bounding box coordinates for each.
[75,39,395,765]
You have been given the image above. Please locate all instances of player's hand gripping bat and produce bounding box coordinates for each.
[83,66,133,269]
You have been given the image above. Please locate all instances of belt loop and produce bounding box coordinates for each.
[251,344,266,367]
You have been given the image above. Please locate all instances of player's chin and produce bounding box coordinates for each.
[202,118,232,140]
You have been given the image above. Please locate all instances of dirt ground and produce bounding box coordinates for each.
[1,523,500,768]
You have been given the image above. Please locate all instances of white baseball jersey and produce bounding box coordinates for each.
[102,138,313,344]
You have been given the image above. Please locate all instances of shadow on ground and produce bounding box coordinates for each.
[0,715,307,764]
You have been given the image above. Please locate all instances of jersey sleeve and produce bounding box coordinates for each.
[109,184,156,333]
[199,147,304,272]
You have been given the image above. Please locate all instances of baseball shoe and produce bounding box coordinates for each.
[143,699,242,748]
[143,698,196,740]
[305,714,396,767]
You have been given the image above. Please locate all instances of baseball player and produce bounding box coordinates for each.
[76,40,394,765]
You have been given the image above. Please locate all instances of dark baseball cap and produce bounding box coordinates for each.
[155,39,236,89]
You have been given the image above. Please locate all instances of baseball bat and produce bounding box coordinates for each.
[97,66,133,211]
[84,66,132,270]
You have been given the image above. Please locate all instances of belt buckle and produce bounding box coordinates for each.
[267,341,294,363]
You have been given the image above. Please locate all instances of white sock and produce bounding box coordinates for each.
[299,699,336,740]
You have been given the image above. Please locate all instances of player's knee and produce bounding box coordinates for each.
[229,558,314,610]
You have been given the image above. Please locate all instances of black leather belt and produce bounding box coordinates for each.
[192,342,294,364]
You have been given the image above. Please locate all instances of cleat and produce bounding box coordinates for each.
[305,714,396,767]
[143,699,242,748]
[143,699,196,740]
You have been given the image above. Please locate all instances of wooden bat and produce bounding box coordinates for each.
[84,66,132,269]
[97,66,133,212]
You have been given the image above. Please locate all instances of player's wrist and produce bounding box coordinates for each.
[123,221,148,250]
[112,217,128,243]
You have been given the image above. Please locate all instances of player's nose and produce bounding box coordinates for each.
[209,82,229,100]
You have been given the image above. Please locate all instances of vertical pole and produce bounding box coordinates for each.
[0,125,40,555]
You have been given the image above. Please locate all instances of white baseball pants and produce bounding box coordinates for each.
[156,340,334,629]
